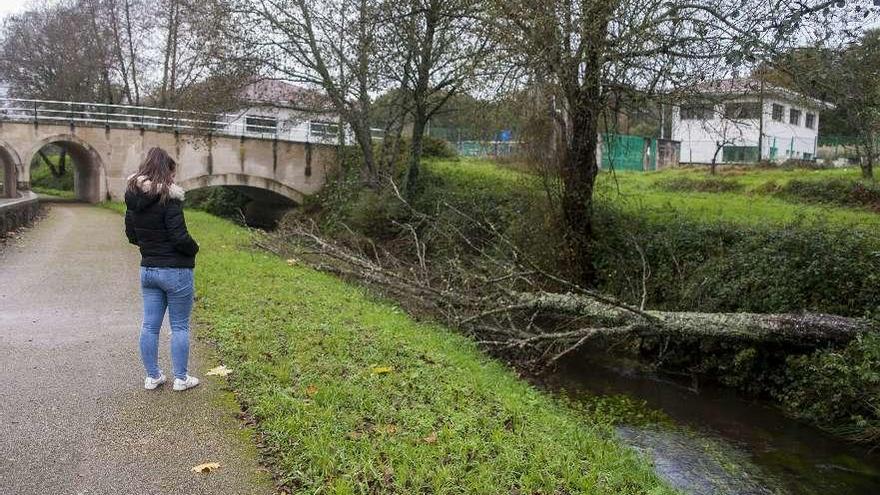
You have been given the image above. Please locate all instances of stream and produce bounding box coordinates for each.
[546,356,880,494]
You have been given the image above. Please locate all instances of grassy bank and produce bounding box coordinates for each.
[104,202,674,494]
[595,164,880,227]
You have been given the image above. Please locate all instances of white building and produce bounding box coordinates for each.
[221,80,342,143]
[671,79,831,164]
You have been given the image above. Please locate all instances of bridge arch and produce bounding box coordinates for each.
[178,173,305,204]
[0,139,23,198]
[26,134,106,203]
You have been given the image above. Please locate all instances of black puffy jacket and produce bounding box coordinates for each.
[124,177,199,268]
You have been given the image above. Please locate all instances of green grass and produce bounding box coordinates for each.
[430,159,880,229]
[596,166,880,228]
[32,186,76,199]
[103,201,674,495]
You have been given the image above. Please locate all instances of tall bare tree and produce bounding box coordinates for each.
[0,0,246,110]
[223,0,396,180]
[0,1,116,102]
[389,0,493,195]
[101,0,150,105]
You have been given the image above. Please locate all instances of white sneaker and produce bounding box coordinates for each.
[172,375,200,391]
[144,373,167,390]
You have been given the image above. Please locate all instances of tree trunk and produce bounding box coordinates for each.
[160,0,178,106]
[108,0,134,104]
[556,2,614,287]
[405,0,438,197]
[57,146,67,176]
[406,106,427,196]
[861,132,875,180]
[512,291,875,346]
[352,122,377,183]
[124,0,141,105]
[38,147,67,177]
[561,91,600,285]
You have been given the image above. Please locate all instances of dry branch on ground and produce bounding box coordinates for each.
[256,210,876,367]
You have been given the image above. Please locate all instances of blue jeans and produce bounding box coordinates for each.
[139,267,194,380]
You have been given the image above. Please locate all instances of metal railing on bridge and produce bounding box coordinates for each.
[0,97,374,145]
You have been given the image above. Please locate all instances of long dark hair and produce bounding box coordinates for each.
[127,147,177,203]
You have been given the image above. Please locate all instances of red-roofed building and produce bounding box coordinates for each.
[223,80,341,142]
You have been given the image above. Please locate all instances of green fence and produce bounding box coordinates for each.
[455,141,519,157]
[601,133,656,171]
[428,128,665,171]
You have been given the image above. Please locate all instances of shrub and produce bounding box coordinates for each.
[595,216,880,317]
[781,178,880,211]
[186,187,250,220]
[781,158,832,170]
[421,135,458,159]
[343,187,409,239]
[655,176,744,193]
[778,334,880,443]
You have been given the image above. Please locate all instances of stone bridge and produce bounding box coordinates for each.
[0,99,338,205]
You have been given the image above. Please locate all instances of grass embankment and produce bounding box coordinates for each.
[427,159,880,228]
[601,166,880,226]
[104,202,674,494]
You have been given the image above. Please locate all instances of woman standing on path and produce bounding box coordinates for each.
[124,147,201,391]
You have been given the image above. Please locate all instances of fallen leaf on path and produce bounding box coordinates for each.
[371,366,393,374]
[206,365,233,377]
[191,462,221,473]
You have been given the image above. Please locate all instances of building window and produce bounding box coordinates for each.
[310,120,340,139]
[722,146,759,162]
[680,104,714,120]
[723,102,762,120]
[245,116,277,134]
[789,109,801,126]
[805,113,816,129]
[772,104,784,121]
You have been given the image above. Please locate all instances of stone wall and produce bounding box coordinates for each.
[0,192,40,236]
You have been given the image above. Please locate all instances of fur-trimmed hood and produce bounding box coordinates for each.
[127,174,185,201]
[125,174,185,212]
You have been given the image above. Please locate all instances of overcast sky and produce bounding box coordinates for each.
[0,1,28,20]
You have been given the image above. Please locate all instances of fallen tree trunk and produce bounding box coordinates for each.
[258,220,876,366]
[509,291,874,346]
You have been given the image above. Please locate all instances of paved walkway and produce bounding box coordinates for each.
[0,204,273,495]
